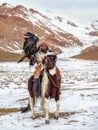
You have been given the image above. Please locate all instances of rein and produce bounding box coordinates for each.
[47,71,59,88]
[43,55,59,88]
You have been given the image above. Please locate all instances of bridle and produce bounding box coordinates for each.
[43,55,56,70]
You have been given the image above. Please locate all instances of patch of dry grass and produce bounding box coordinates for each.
[0,50,29,62]
[0,107,76,118]
[0,108,21,115]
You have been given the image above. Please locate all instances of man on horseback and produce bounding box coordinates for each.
[18,32,61,81]
[32,41,61,97]
[33,41,61,83]
[27,41,61,123]
[19,33,61,118]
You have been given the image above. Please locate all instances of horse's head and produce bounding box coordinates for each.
[23,32,39,56]
[43,55,57,69]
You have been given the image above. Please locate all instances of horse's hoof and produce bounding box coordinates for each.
[45,120,50,124]
[54,115,58,120]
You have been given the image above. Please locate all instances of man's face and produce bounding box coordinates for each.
[41,44,47,51]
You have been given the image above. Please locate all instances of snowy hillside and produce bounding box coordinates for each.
[0,3,98,55]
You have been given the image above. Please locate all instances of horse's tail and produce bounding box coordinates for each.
[21,101,30,113]
[41,69,49,97]
[21,97,36,113]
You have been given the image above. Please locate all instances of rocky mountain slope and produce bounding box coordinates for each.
[0,3,82,53]
[71,45,98,60]
[0,3,98,61]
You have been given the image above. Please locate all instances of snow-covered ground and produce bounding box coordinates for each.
[0,53,98,130]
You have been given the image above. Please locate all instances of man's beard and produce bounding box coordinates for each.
[41,49,47,53]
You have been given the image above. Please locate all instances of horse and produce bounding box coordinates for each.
[18,32,61,124]
[28,55,60,124]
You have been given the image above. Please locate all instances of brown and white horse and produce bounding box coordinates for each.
[28,55,60,124]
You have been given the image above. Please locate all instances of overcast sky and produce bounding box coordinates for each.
[0,0,98,25]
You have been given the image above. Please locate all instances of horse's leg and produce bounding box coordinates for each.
[41,97,45,114]
[44,98,50,124]
[29,96,35,119]
[54,100,60,120]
